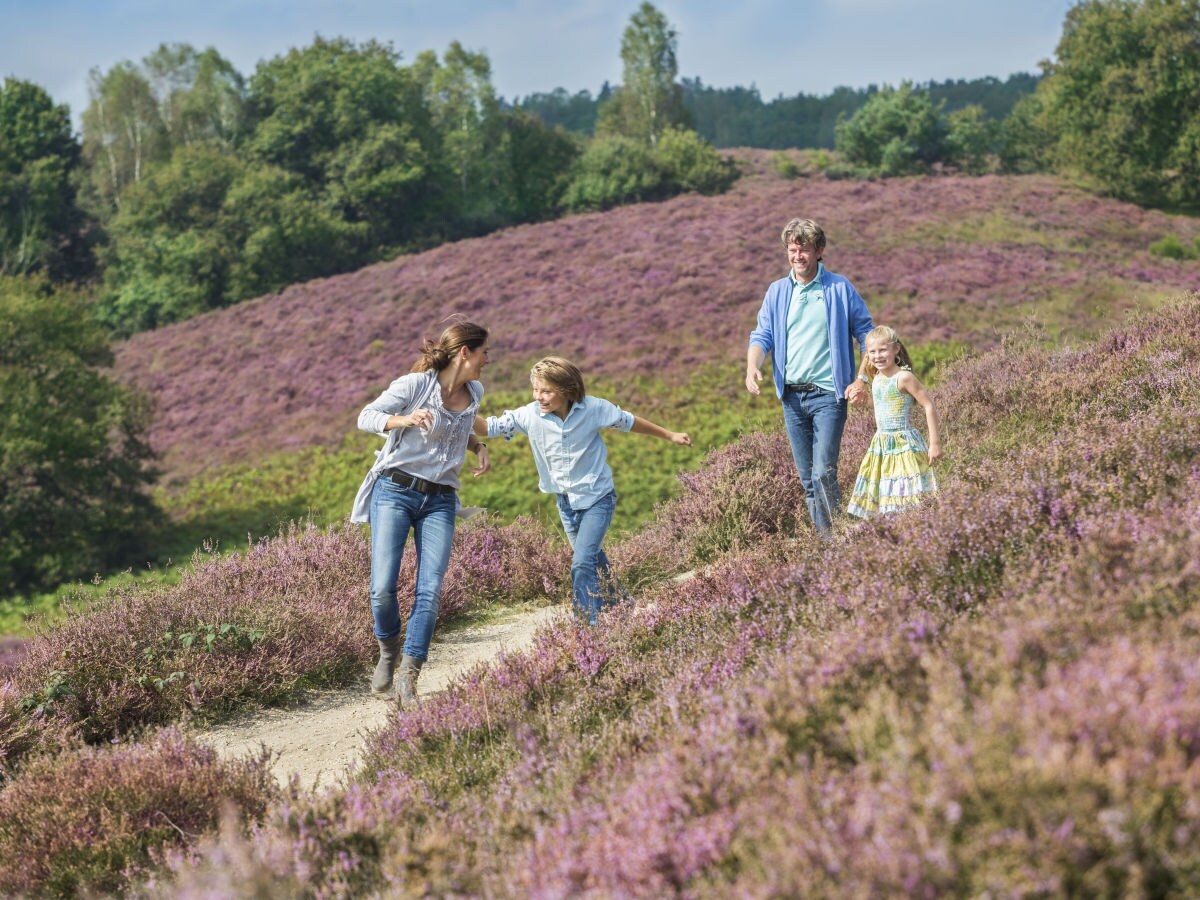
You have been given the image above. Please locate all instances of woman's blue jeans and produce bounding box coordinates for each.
[368,476,456,661]
[781,387,847,537]
[556,490,621,625]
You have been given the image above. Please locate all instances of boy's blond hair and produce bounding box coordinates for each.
[530,356,586,404]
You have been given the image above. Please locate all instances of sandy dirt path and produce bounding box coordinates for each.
[190,605,565,792]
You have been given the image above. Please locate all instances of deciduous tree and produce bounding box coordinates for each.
[834,82,946,175]
[1037,0,1200,208]
[143,43,247,150]
[0,79,92,279]
[0,277,158,595]
[248,37,440,249]
[81,62,168,213]
[597,3,690,146]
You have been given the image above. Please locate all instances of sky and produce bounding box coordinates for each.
[2,0,1078,126]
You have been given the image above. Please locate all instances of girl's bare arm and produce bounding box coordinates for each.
[898,373,941,463]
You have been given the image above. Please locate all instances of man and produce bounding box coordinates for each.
[745,218,874,536]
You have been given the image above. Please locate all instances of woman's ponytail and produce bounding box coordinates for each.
[412,319,489,373]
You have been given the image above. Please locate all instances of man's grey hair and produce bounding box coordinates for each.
[780,218,826,251]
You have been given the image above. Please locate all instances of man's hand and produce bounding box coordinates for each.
[745,368,763,396]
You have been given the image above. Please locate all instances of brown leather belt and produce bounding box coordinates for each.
[385,469,456,495]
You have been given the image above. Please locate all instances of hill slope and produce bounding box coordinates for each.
[114,153,1199,483]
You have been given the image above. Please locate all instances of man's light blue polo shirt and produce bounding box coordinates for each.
[784,263,834,390]
[485,396,635,508]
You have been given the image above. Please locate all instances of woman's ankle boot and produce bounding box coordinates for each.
[371,635,402,694]
[396,654,423,708]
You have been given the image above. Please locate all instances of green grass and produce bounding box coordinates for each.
[0,563,185,636]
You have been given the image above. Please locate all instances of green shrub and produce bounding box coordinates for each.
[835,82,945,176]
[1149,233,1200,260]
[772,152,802,179]
[561,136,664,212]
[561,129,734,212]
[652,127,736,194]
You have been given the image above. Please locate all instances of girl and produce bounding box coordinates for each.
[846,326,941,519]
[351,320,491,707]
[476,357,691,625]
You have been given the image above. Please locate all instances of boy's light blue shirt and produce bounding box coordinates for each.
[486,396,634,508]
[784,263,834,390]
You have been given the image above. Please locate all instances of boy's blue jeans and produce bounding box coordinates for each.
[556,490,621,625]
[781,387,848,536]
[368,476,456,661]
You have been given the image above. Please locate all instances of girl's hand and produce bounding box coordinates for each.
[844,380,870,406]
[672,432,692,447]
[927,442,942,464]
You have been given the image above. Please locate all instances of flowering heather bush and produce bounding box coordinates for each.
[449,514,570,609]
[613,429,808,575]
[0,635,23,673]
[0,727,275,897]
[0,516,562,770]
[138,293,1200,896]
[114,159,1200,484]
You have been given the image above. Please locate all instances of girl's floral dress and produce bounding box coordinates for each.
[846,372,938,518]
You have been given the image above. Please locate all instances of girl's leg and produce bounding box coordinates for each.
[557,491,616,625]
[369,478,419,641]
[402,492,457,661]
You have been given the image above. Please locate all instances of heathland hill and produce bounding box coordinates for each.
[114,150,1199,483]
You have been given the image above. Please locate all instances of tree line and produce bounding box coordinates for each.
[3,4,732,340]
[521,72,1041,151]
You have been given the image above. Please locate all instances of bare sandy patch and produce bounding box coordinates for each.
[191,604,565,792]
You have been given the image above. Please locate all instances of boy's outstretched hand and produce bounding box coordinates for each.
[671,432,692,447]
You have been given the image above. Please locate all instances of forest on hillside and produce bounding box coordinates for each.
[521,71,1042,149]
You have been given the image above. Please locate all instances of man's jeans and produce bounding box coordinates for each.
[781,387,848,536]
[556,490,620,625]
[369,476,457,661]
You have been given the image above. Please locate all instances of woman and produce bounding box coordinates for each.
[350,320,490,706]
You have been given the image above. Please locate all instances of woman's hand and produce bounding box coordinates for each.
[470,444,491,477]
[389,408,433,431]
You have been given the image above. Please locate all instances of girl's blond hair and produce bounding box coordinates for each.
[858,325,914,378]
[530,356,586,404]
